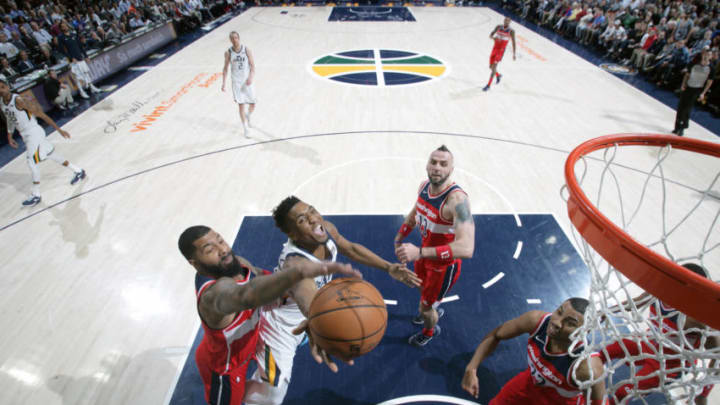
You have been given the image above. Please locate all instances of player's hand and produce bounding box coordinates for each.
[395,242,420,263]
[513,53,516,60]
[245,77,253,86]
[387,263,421,288]
[59,129,70,139]
[462,369,480,398]
[8,137,18,148]
[287,257,362,280]
[292,319,354,373]
[221,83,225,92]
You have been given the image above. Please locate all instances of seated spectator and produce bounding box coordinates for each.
[96,26,119,48]
[3,15,20,38]
[581,9,607,45]
[625,25,659,68]
[689,30,713,59]
[673,13,693,42]
[84,31,103,51]
[0,33,19,59]
[129,11,148,30]
[651,39,689,87]
[17,25,37,50]
[43,68,74,110]
[30,21,52,53]
[15,49,35,74]
[35,45,60,67]
[9,30,28,53]
[1,56,18,81]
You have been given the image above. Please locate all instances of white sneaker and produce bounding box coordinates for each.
[90,84,102,93]
[243,124,250,138]
[79,88,89,99]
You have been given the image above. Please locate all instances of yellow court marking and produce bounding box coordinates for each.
[312,65,376,77]
[382,65,446,77]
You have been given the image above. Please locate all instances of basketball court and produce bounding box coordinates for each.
[0,6,717,405]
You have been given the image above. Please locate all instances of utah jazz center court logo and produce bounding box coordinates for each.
[311,49,447,86]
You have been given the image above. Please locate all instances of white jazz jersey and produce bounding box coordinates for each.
[258,237,337,357]
[228,45,256,104]
[1,94,43,141]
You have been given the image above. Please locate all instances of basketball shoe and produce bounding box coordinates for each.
[412,308,444,325]
[408,325,441,347]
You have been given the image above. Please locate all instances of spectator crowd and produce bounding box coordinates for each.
[0,0,239,101]
[501,0,720,116]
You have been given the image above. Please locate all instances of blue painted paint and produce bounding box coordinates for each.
[338,50,374,58]
[331,72,378,85]
[380,50,417,59]
[384,72,431,85]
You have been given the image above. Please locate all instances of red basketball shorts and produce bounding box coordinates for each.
[414,258,461,307]
[196,345,251,405]
[490,46,507,65]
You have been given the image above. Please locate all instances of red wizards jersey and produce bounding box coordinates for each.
[527,313,594,402]
[493,27,512,52]
[195,270,260,375]
[649,300,701,350]
[415,180,466,265]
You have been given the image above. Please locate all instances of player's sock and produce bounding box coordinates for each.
[487,77,493,87]
[32,182,40,197]
[422,327,435,337]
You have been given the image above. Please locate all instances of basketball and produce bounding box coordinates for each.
[307,278,387,361]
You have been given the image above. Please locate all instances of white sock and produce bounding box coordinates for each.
[31,182,40,197]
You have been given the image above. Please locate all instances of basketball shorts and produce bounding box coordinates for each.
[23,127,54,165]
[232,80,256,104]
[244,343,292,405]
[490,46,507,65]
[71,60,92,84]
[196,349,251,405]
[490,369,584,405]
[414,258,461,307]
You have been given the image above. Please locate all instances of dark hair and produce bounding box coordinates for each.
[178,225,211,260]
[568,297,590,314]
[273,196,300,234]
[436,144,451,153]
[682,262,709,278]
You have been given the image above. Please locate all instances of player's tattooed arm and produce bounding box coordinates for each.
[447,192,475,259]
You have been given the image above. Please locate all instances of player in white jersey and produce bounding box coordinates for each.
[243,196,421,405]
[221,31,256,138]
[0,78,86,207]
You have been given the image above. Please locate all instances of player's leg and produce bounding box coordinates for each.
[244,344,292,405]
[409,260,461,346]
[485,61,498,91]
[23,152,42,206]
[42,140,86,184]
[70,62,90,99]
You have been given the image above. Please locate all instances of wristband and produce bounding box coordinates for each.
[396,223,413,240]
[435,245,453,261]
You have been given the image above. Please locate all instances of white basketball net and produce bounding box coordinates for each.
[562,141,720,404]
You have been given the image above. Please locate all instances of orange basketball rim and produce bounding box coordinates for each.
[564,134,720,330]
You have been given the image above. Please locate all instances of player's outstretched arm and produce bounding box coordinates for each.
[573,356,607,405]
[200,258,360,323]
[462,310,545,398]
[16,96,69,138]
[325,220,421,288]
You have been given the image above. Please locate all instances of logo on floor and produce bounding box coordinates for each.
[311,49,447,86]
[599,63,637,76]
